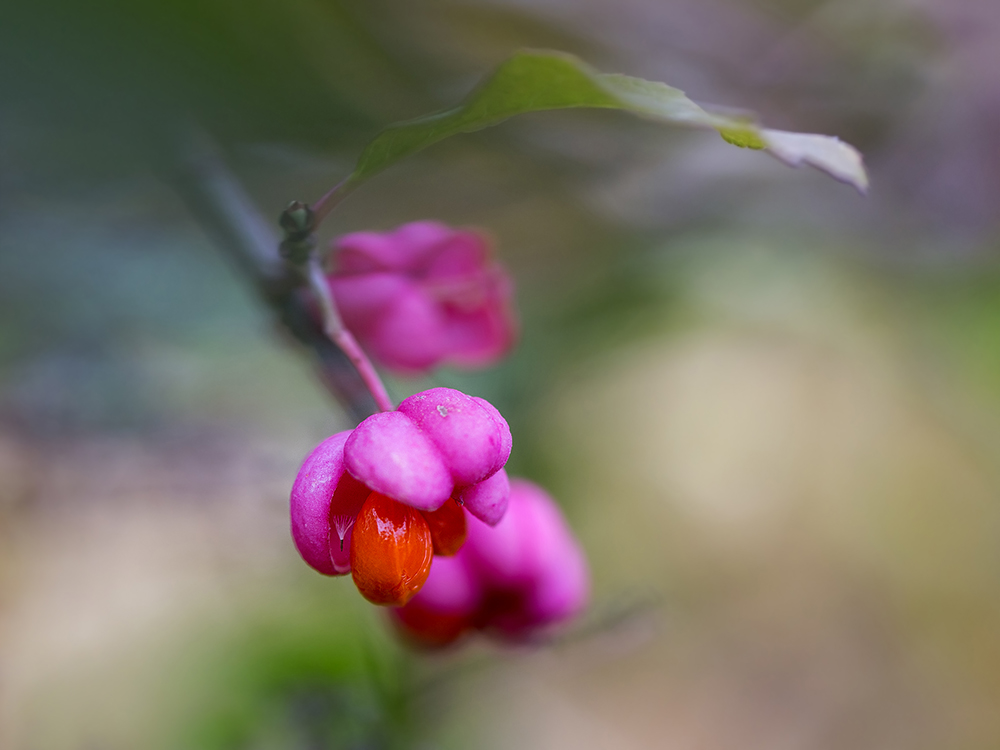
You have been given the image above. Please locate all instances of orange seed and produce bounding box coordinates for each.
[421,498,468,557]
[350,492,433,606]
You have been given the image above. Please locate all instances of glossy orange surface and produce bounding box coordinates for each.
[350,492,433,606]
[420,498,467,556]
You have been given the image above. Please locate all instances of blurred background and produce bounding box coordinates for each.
[2,0,1000,747]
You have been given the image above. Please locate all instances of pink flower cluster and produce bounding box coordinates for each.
[327,222,517,375]
[392,479,589,646]
[291,220,589,643]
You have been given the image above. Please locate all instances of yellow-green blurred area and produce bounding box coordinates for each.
[2,0,1000,748]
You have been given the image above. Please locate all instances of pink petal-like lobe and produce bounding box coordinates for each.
[463,489,538,590]
[344,411,453,511]
[327,273,412,328]
[398,388,510,487]
[366,288,447,373]
[456,467,510,526]
[290,431,353,576]
[471,396,513,474]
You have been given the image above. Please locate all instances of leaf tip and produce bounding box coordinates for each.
[760,129,870,195]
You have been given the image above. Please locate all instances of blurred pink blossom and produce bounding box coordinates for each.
[327,221,517,375]
[392,478,590,646]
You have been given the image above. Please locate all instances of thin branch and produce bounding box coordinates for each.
[304,255,395,413]
[310,177,352,228]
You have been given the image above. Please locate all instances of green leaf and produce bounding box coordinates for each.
[343,49,868,194]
